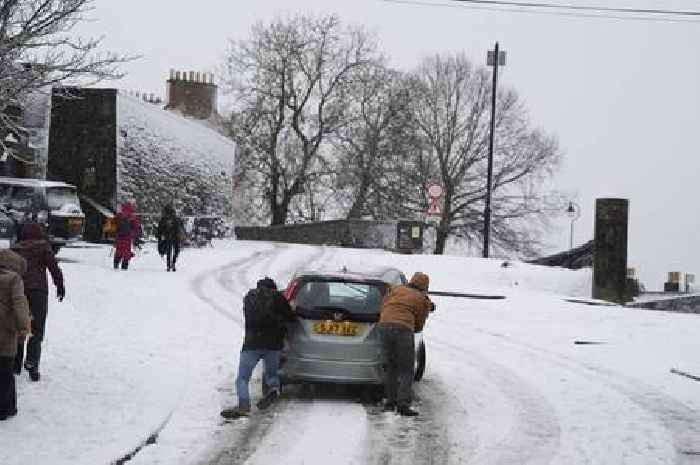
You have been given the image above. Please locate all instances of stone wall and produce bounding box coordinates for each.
[628,295,700,314]
[235,220,400,250]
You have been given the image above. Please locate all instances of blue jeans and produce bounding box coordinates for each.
[235,350,280,408]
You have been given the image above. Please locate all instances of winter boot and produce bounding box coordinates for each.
[0,408,17,421]
[220,405,250,419]
[256,390,279,410]
[113,257,120,270]
[12,357,21,375]
[397,405,419,417]
[121,260,129,270]
[24,362,40,382]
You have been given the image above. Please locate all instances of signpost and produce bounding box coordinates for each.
[427,183,443,217]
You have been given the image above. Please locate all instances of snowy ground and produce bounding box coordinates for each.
[1,240,699,465]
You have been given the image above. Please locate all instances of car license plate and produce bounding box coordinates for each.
[312,320,361,337]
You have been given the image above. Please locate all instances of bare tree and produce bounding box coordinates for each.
[0,0,130,145]
[405,53,561,255]
[330,63,409,219]
[224,14,378,225]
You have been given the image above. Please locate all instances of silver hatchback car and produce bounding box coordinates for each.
[279,267,427,386]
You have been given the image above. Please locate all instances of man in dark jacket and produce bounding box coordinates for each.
[221,277,295,419]
[156,205,183,272]
[378,272,433,416]
[12,223,65,381]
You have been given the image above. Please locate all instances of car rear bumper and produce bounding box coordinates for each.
[280,355,384,385]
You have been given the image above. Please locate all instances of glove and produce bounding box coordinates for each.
[57,284,65,302]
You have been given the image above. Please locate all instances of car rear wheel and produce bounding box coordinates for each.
[414,341,426,381]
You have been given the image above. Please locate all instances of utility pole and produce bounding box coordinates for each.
[483,42,505,258]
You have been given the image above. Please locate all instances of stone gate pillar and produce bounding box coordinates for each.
[593,198,630,304]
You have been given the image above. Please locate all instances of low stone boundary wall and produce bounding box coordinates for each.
[627,294,700,314]
[235,220,398,250]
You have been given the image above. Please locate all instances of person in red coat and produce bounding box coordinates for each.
[113,202,141,270]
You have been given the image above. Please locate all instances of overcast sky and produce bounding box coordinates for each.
[77,0,700,289]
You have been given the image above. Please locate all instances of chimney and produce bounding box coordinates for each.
[165,69,218,119]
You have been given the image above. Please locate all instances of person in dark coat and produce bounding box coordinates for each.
[12,223,64,382]
[156,205,183,272]
[0,249,30,420]
[113,202,141,270]
[221,277,295,419]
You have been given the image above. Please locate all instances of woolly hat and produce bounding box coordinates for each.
[22,223,44,240]
[257,277,277,290]
[408,272,429,292]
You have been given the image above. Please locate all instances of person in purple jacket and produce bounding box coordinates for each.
[12,223,65,382]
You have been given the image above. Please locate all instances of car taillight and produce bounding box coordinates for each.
[284,279,300,301]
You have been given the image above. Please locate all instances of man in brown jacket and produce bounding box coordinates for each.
[0,249,31,420]
[378,271,433,416]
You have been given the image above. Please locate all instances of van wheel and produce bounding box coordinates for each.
[414,341,426,382]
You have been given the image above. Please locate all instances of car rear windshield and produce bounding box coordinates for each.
[295,280,386,321]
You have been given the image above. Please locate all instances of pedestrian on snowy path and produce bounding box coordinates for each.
[378,272,433,416]
[113,201,141,271]
[12,223,65,382]
[221,277,295,419]
[156,205,183,272]
[0,249,30,420]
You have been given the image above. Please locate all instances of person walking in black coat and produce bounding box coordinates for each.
[12,223,64,382]
[156,205,183,272]
[221,277,295,419]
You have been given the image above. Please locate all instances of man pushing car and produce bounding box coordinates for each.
[221,277,295,419]
[378,272,433,417]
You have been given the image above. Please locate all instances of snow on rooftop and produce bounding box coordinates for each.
[116,93,236,216]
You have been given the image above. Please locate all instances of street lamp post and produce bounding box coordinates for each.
[483,42,506,258]
[566,201,581,250]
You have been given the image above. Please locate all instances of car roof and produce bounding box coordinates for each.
[0,177,76,189]
[293,267,405,285]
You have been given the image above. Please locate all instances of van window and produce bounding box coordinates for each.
[47,187,79,210]
[10,186,40,211]
[0,185,11,205]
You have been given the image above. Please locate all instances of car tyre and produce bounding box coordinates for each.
[414,341,426,382]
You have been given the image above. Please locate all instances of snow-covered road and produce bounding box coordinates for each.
[1,240,699,465]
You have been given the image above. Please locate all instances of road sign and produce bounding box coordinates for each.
[427,197,442,216]
[427,184,443,199]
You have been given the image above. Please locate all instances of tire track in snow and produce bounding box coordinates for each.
[362,374,458,465]
[190,246,280,324]
[466,328,700,465]
[200,245,336,465]
[432,338,562,465]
